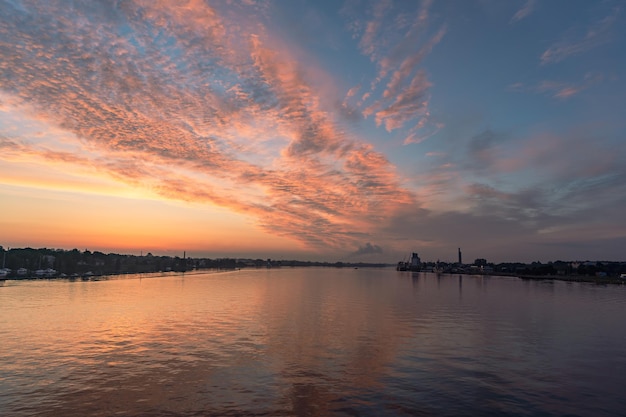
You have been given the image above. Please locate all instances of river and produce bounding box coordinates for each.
[1,268,625,416]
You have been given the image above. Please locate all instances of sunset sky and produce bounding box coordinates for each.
[1,0,625,263]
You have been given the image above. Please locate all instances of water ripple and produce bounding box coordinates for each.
[1,269,625,416]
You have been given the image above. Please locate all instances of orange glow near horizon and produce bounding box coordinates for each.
[0,182,304,257]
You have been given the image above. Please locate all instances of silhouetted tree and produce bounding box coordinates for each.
[474,258,487,267]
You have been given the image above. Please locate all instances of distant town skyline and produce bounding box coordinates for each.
[1,1,625,263]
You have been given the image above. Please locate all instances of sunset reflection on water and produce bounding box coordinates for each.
[1,269,625,416]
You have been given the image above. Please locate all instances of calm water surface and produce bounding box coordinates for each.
[1,268,625,416]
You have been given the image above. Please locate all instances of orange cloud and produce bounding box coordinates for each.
[0,1,420,255]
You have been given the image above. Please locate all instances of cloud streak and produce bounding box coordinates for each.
[541,6,621,64]
[510,0,536,23]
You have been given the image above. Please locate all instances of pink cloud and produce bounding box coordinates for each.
[535,73,602,99]
[510,0,536,23]
[356,0,393,60]
[0,1,419,253]
[403,120,442,145]
[374,70,431,131]
[553,87,579,99]
[382,25,445,100]
[346,85,360,99]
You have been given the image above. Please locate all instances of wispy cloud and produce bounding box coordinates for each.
[536,81,581,99]
[541,6,621,64]
[509,73,603,100]
[510,0,536,23]
[359,0,393,59]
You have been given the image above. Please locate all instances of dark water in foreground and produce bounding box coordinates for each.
[1,268,625,416]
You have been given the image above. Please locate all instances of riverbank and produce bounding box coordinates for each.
[508,273,625,285]
[0,268,241,282]
[409,270,626,285]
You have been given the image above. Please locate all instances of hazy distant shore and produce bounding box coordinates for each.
[0,266,389,281]
[2,247,625,284]
[464,271,626,285]
[404,270,626,285]
[512,273,626,285]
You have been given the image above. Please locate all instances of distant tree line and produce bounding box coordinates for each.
[504,260,626,278]
[3,246,624,280]
[0,247,389,279]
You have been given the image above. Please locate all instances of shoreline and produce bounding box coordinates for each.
[3,268,626,285]
[514,274,625,285]
[0,268,241,282]
[487,272,625,285]
[402,270,626,285]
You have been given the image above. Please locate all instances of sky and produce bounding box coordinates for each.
[1,0,625,263]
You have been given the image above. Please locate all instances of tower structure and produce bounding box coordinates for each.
[409,252,421,271]
[458,248,462,265]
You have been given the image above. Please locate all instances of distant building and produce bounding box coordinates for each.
[458,248,462,265]
[409,253,421,271]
